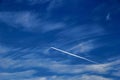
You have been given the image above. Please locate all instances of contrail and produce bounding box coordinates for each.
[51,47,97,64]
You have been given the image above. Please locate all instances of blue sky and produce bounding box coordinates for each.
[0,0,120,80]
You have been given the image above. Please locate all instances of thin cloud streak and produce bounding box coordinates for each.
[50,47,98,64]
[69,40,96,53]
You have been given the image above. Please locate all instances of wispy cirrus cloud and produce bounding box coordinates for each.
[47,0,64,12]
[69,40,97,53]
[58,24,105,38]
[0,45,119,75]
[79,75,112,80]
[0,45,11,54]
[0,70,36,80]
[23,75,112,80]
[0,11,66,32]
[0,72,113,80]
[0,44,20,54]
[0,54,115,80]
[16,0,51,5]
[0,55,119,75]
[112,71,120,77]
[0,46,119,80]
[50,24,105,54]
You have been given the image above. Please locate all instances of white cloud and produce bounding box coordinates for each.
[0,44,21,54]
[0,55,119,80]
[0,12,38,29]
[55,24,105,47]
[0,70,36,80]
[47,0,63,12]
[0,74,112,80]
[1,74,111,80]
[0,45,11,54]
[106,13,111,21]
[0,45,119,76]
[52,75,112,80]
[52,24,105,55]
[48,63,111,74]
[0,56,119,75]
[80,75,112,80]
[15,0,51,5]
[22,75,112,80]
[0,58,16,69]
[0,46,119,78]
[112,71,120,77]
[0,11,65,32]
[23,77,47,80]
[69,40,96,53]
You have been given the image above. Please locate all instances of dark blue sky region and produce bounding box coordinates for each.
[0,0,120,80]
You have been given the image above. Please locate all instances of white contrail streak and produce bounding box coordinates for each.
[51,47,97,64]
